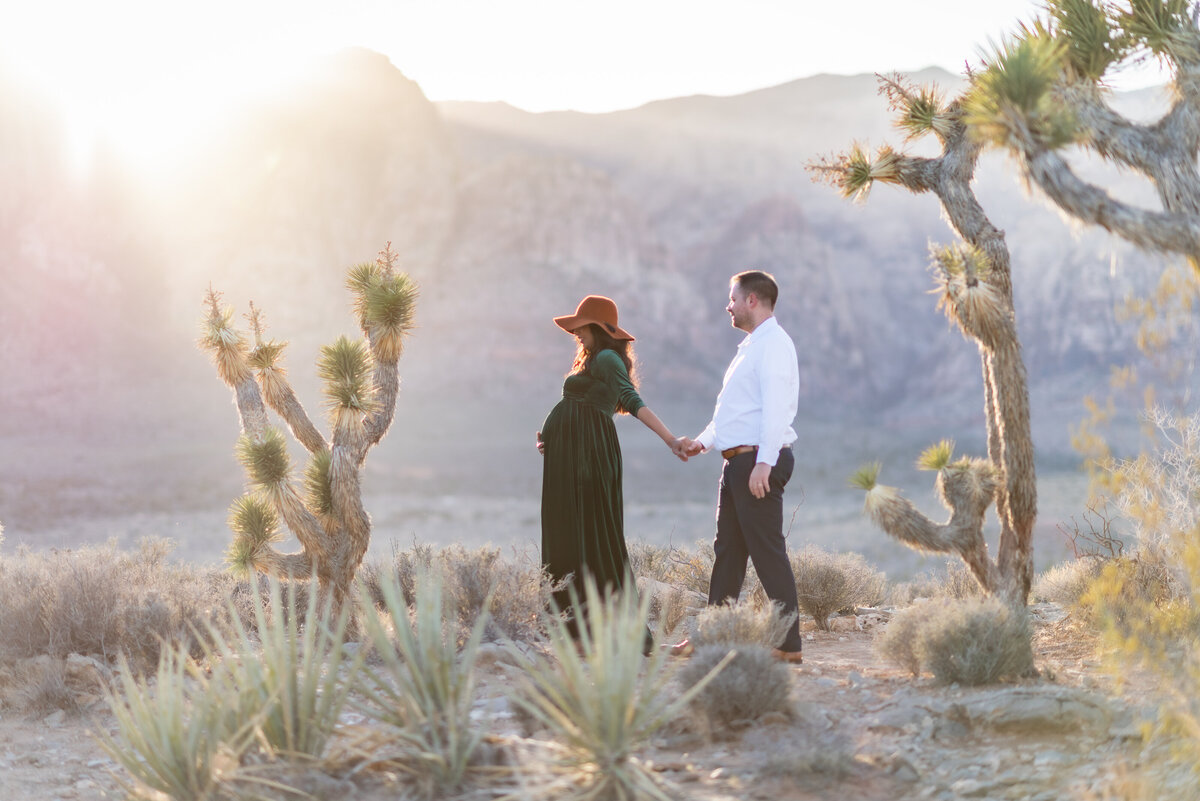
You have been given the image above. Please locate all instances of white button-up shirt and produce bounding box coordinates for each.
[695,316,798,466]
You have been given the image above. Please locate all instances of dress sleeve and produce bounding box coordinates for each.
[593,350,645,416]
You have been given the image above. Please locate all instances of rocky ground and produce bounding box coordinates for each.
[0,603,1182,801]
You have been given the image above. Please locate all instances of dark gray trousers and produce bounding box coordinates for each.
[708,447,803,653]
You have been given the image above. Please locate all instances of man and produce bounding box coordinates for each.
[671,270,804,663]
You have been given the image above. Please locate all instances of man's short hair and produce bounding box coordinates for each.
[732,270,778,308]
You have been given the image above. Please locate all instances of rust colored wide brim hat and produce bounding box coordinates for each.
[553,295,635,341]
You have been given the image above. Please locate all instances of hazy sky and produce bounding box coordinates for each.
[7,0,1164,166]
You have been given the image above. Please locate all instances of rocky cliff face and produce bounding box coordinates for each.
[0,52,1181,452]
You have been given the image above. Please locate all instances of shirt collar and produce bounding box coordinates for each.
[737,315,778,349]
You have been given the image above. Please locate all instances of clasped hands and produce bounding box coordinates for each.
[669,436,703,462]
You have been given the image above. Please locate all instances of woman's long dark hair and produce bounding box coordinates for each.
[569,323,639,392]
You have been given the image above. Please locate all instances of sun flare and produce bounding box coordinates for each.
[8,3,327,177]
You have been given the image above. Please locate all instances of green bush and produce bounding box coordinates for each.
[878,596,1033,684]
[921,596,1033,684]
[874,601,930,677]
[791,545,886,630]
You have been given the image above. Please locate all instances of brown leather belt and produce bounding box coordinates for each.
[720,444,790,460]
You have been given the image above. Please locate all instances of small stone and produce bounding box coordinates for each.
[43,710,66,727]
[847,671,865,686]
[950,778,989,797]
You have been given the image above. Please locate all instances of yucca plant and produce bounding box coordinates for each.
[97,649,256,801]
[200,242,418,605]
[353,566,490,797]
[504,576,732,801]
[203,577,356,760]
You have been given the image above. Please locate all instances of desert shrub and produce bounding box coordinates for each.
[874,601,930,676]
[692,598,796,650]
[754,727,855,781]
[367,542,553,643]
[1033,557,1106,606]
[916,596,1033,685]
[628,541,674,582]
[886,560,983,606]
[791,545,886,630]
[680,644,792,727]
[11,658,80,716]
[669,539,717,595]
[645,581,691,637]
[505,575,730,801]
[0,538,244,668]
[355,566,487,797]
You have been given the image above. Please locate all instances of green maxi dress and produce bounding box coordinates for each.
[541,349,644,636]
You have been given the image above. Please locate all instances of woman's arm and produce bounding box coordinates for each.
[637,406,689,461]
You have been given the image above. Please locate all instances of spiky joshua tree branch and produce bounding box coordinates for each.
[811,73,1037,607]
[199,243,417,604]
[963,0,1200,263]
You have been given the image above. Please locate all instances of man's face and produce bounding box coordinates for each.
[726,284,753,332]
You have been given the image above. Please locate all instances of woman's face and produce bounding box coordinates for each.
[572,325,597,352]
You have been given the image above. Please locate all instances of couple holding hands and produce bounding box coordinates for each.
[536,270,805,663]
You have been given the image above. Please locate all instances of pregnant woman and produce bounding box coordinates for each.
[536,295,685,653]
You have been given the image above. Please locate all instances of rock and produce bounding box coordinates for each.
[963,687,1115,734]
[43,710,66,727]
[830,615,859,632]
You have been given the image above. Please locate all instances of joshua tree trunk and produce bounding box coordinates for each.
[199,243,416,606]
[812,76,1036,606]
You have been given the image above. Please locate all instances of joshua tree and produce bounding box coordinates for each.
[810,1,1200,607]
[811,75,1037,607]
[962,0,1200,264]
[199,243,416,605]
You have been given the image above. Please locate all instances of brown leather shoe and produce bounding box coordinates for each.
[772,648,803,664]
[662,639,693,657]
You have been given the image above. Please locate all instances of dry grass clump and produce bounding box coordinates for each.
[692,598,796,650]
[879,596,1033,684]
[753,727,856,782]
[791,545,886,630]
[0,538,245,669]
[1033,557,1106,606]
[874,599,931,676]
[628,541,674,582]
[364,542,554,643]
[679,644,793,728]
[886,559,982,606]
